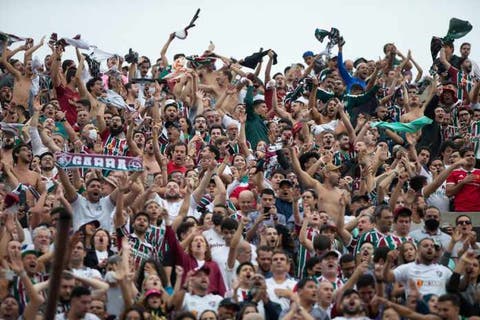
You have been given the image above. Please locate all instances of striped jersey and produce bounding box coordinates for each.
[117,225,156,268]
[10,273,49,310]
[296,226,319,278]
[316,275,344,291]
[377,234,413,250]
[355,229,388,254]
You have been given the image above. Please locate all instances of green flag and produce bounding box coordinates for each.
[442,18,473,43]
[370,116,433,133]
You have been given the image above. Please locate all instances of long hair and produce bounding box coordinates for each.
[187,234,212,261]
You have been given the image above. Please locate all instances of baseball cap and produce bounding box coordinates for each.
[21,244,40,257]
[164,99,177,107]
[192,265,211,276]
[303,51,314,58]
[279,179,294,188]
[144,289,163,299]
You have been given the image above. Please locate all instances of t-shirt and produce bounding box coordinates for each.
[265,277,298,311]
[71,266,102,280]
[393,262,452,296]
[55,312,100,320]
[70,194,116,232]
[446,168,480,211]
[55,85,80,125]
[182,293,223,315]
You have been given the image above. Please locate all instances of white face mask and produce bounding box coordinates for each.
[88,129,98,141]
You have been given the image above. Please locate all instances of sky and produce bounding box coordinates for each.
[1,0,478,76]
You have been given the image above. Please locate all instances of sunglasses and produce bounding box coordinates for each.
[457,220,472,226]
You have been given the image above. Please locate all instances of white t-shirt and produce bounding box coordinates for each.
[182,293,223,315]
[203,228,226,253]
[266,277,298,311]
[72,266,103,280]
[71,194,115,232]
[55,312,100,320]
[393,262,452,296]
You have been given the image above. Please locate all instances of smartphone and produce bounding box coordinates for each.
[264,207,271,219]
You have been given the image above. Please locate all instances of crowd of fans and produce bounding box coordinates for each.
[0,19,480,320]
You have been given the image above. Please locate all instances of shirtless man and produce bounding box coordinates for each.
[290,147,349,221]
[11,143,45,207]
[401,77,437,123]
[0,38,44,109]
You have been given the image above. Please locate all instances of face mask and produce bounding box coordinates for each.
[424,218,440,231]
[88,129,98,141]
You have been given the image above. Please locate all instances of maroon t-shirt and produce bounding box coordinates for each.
[55,85,80,125]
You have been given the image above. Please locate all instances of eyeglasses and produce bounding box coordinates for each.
[457,220,472,225]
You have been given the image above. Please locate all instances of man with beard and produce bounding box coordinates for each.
[115,211,156,268]
[124,82,141,108]
[163,99,180,123]
[333,289,369,320]
[0,86,13,107]
[409,206,451,249]
[400,78,437,124]
[11,144,46,206]
[39,151,57,191]
[0,131,16,166]
[58,168,125,232]
[333,133,355,175]
[440,47,474,101]
[55,286,100,320]
[100,114,128,156]
[355,205,394,254]
[291,151,349,224]
[173,266,223,315]
[384,238,452,296]
[256,246,273,278]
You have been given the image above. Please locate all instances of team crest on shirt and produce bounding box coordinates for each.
[416,279,423,287]
[436,271,443,277]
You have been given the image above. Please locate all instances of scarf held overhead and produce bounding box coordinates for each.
[370,116,433,133]
[55,152,143,171]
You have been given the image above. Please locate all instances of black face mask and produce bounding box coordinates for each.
[425,219,440,231]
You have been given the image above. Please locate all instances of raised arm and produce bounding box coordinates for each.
[289,147,320,189]
[423,158,466,198]
[264,50,275,83]
[0,48,22,80]
[160,33,175,68]
[298,209,314,252]
[9,250,45,320]
[57,167,78,203]
[24,36,45,65]
[439,47,452,71]
[192,163,215,204]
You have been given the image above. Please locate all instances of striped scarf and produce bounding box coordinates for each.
[456,71,472,101]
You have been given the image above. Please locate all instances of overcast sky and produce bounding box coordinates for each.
[1,0,478,75]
